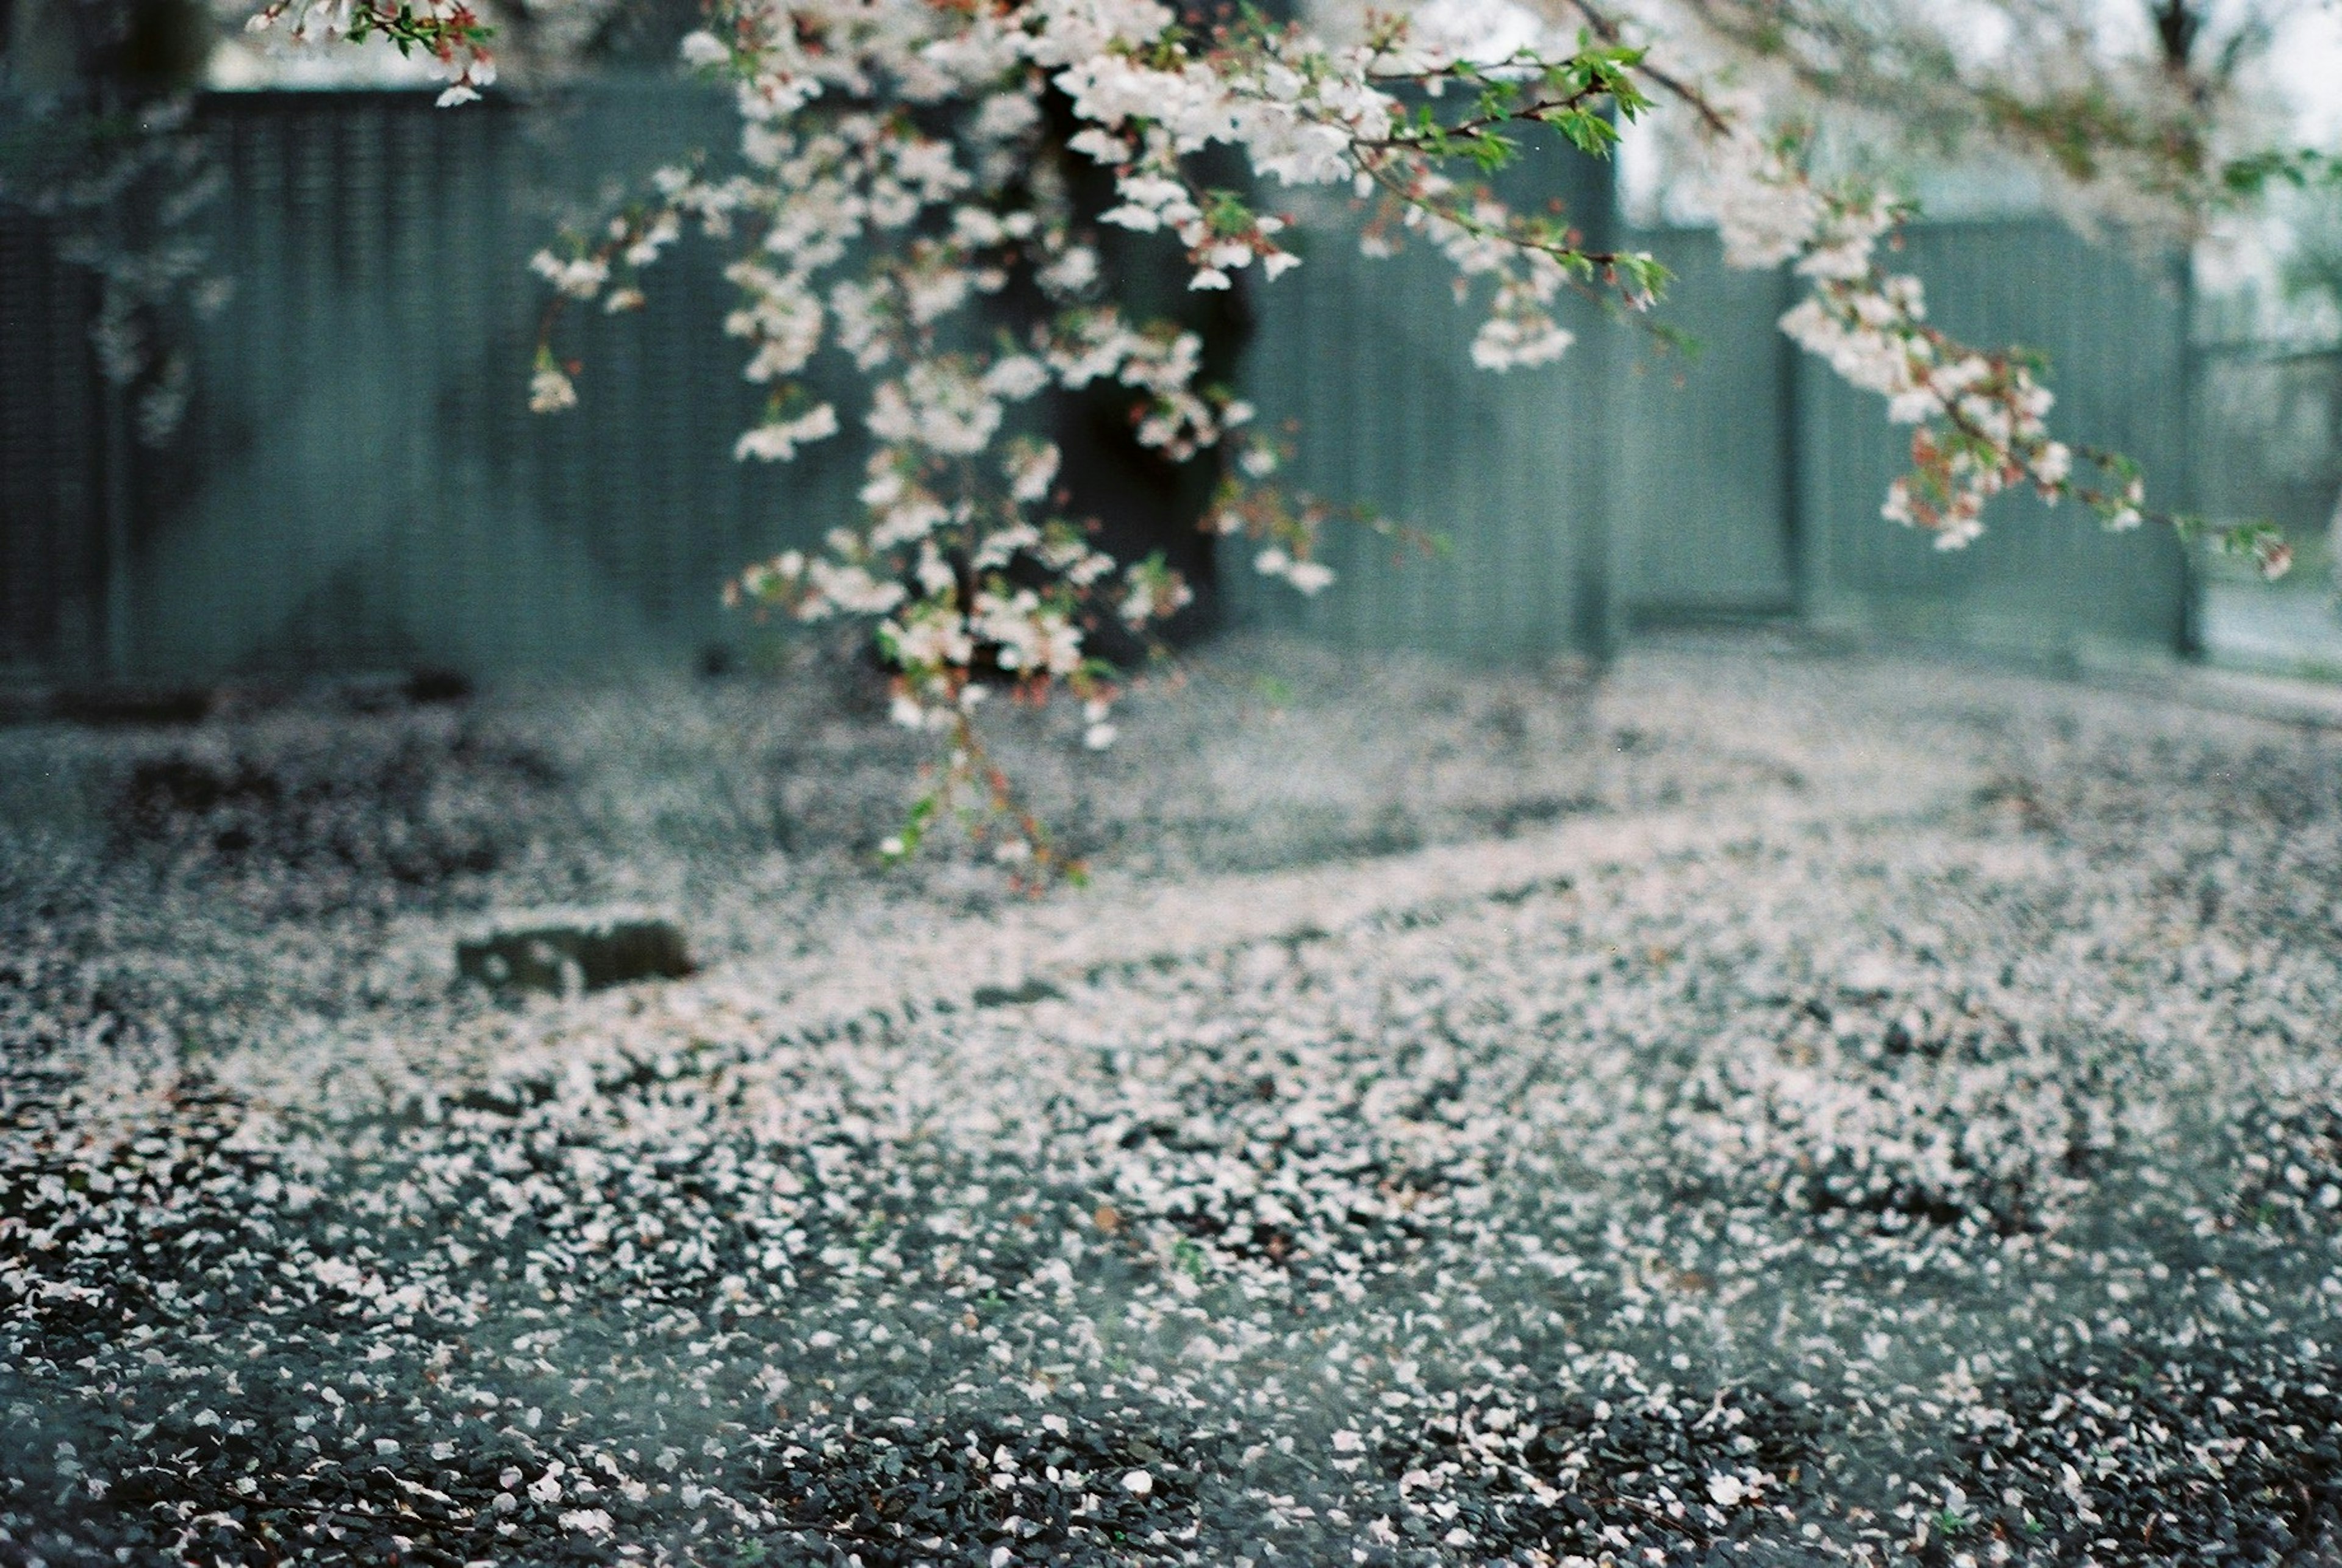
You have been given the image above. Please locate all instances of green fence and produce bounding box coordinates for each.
[2,83,865,681]
[1,84,2210,682]
[1227,142,1620,665]
[1236,213,2195,664]
[0,212,108,675]
[2196,342,2340,542]
[1606,221,2194,656]
[1610,227,1799,623]
[166,83,869,677]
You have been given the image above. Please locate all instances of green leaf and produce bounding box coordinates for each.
[1551,109,1619,157]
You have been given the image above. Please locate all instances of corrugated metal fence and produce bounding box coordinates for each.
[0,212,109,673]
[1610,227,1801,623]
[1,82,2204,681]
[3,84,867,681]
[1227,146,1619,664]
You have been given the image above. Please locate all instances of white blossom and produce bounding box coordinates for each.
[733,403,840,462]
[529,364,579,414]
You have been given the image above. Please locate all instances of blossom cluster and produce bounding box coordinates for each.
[503,0,1673,871]
[245,0,500,105]
[1783,271,2074,551]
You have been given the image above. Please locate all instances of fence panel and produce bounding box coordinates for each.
[2196,345,2340,539]
[0,212,109,675]
[1227,142,1618,664]
[1613,226,1797,621]
[113,82,860,681]
[1795,219,2193,657]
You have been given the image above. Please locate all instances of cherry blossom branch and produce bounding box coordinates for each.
[1549,0,1737,137]
[1675,101,2291,576]
[287,0,2305,879]
[245,0,498,104]
[881,709,1093,890]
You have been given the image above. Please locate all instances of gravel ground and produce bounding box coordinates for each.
[4,632,2341,1567]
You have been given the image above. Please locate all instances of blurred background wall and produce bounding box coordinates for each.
[1,80,2330,687]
